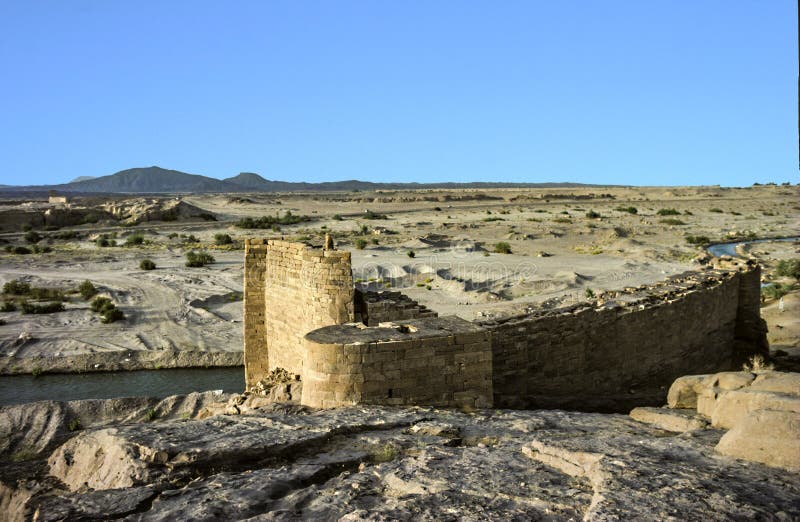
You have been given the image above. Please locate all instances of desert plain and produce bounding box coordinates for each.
[0,183,798,375]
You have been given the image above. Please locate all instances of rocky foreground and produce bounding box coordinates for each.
[1,373,799,521]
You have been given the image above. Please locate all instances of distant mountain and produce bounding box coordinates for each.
[1,166,623,194]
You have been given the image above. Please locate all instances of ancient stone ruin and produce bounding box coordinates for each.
[243,239,768,411]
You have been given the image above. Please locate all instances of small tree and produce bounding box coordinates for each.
[186,251,215,267]
[125,234,145,246]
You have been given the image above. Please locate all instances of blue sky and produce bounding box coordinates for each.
[0,1,796,186]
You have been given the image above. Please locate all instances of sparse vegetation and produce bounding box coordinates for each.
[1,301,16,312]
[214,233,233,245]
[125,233,145,246]
[186,251,215,267]
[742,354,774,373]
[553,217,572,224]
[68,419,82,431]
[585,288,595,298]
[709,208,723,213]
[685,234,711,246]
[774,259,800,280]
[24,231,42,243]
[235,211,311,229]
[78,280,98,300]
[3,280,31,295]
[761,282,797,301]
[354,238,368,250]
[585,210,601,219]
[362,210,388,220]
[657,208,680,216]
[659,218,687,226]
[615,206,638,214]
[20,301,65,314]
[90,296,125,323]
[494,242,512,254]
[407,250,416,258]
[333,214,343,221]
[140,259,156,270]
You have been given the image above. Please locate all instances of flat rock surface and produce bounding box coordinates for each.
[4,405,798,521]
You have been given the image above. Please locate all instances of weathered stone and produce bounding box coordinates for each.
[630,406,708,432]
[666,374,709,409]
[711,389,800,429]
[715,409,800,470]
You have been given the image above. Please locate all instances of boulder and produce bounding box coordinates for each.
[710,389,800,429]
[749,372,800,396]
[715,410,800,471]
[666,375,709,409]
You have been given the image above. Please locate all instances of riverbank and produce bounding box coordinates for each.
[0,349,243,376]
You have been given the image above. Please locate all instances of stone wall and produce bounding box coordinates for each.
[243,239,353,389]
[354,289,438,326]
[479,266,768,411]
[302,317,492,409]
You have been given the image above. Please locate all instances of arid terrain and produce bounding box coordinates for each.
[0,184,798,374]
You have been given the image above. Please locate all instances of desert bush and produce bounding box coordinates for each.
[354,238,367,250]
[685,235,711,246]
[235,211,310,229]
[553,217,572,224]
[659,218,687,226]
[20,301,65,314]
[585,210,601,219]
[68,419,82,432]
[29,288,65,301]
[3,280,31,295]
[24,231,42,243]
[32,245,52,254]
[333,214,343,221]
[186,251,215,267]
[78,280,97,300]
[362,210,388,220]
[742,354,774,373]
[90,297,114,313]
[96,237,111,247]
[483,217,505,222]
[53,231,79,240]
[101,307,125,323]
[494,242,512,254]
[615,206,638,214]
[761,282,797,301]
[1,301,16,312]
[709,208,723,213]
[214,233,233,245]
[140,259,156,270]
[657,208,680,216]
[125,234,145,246]
[407,251,416,258]
[585,288,595,298]
[775,259,800,280]
[11,246,32,254]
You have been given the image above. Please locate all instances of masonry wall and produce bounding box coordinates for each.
[354,290,438,326]
[302,317,492,409]
[243,239,354,388]
[482,268,767,411]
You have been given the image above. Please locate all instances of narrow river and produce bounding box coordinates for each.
[0,367,244,407]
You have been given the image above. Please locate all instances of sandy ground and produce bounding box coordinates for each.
[0,184,797,370]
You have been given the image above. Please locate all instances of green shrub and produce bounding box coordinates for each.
[494,242,512,254]
[20,301,65,314]
[354,238,367,250]
[12,246,32,255]
[761,282,797,300]
[31,367,43,378]
[615,206,638,214]
[659,218,687,226]
[91,297,114,313]
[78,280,97,300]
[96,237,110,247]
[709,208,723,213]
[186,251,215,267]
[68,419,82,432]
[553,217,572,224]
[333,214,343,221]
[685,235,711,246]
[235,211,311,229]
[585,288,595,298]
[482,217,505,222]
[140,259,156,270]
[214,233,233,245]
[101,307,125,323]
[125,234,145,246]
[407,251,416,258]
[585,210,601,219]
[31,245,52,254]
[775,259,800,280]
[362,210,388,220]
[53,231,79,240]
[657,208,680,216]
[1,301,16,312]
[29,288,65,301]
[24,231,42,243]
[3,280,31,295]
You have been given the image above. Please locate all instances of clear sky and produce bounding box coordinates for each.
[0,1,796,187]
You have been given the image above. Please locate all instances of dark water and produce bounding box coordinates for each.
[707,236,800,258]
[0,367,244,407]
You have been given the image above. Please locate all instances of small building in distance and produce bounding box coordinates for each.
[48,191,68,206]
